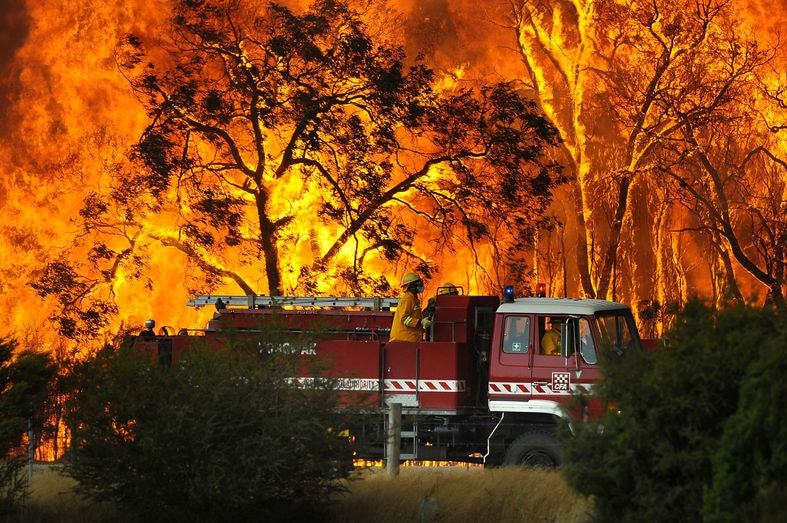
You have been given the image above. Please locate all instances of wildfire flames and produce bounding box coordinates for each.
[1,0,786,354]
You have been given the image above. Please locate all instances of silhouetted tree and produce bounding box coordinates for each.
[115,0,563,296]
[704,310,787,522]
[0,335,56,515]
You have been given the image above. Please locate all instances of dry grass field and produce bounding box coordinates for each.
[17,464,593,522]
[330,465,593,523]
[18,465,115,522]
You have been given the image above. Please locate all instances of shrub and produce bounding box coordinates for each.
[560,300,783,522]
[65,333,357,522]
[0,335,56,515]
[704,310,787,522]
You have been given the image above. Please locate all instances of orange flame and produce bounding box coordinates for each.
[0,0,784,351]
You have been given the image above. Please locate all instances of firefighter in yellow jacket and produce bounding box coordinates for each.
[389,272,431,342]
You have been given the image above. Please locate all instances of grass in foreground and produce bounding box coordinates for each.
[330,465,593,523]
[18,464,593,522]
[20,466,115,523]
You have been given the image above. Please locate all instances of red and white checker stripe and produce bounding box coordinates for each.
[289,377,467,393]
[488,380,582,396]
[384,379,466,393]
[488,379,594,397]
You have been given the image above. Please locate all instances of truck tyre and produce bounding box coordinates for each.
[503,431,561,468]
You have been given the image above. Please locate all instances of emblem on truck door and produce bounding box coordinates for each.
[551,372,571,391]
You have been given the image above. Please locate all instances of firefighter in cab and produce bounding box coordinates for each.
[541,319,563,355]
[389,272,431,342]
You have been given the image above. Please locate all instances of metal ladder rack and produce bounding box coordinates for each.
[187,294,399,311]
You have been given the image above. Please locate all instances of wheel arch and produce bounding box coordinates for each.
[484,407,567,467]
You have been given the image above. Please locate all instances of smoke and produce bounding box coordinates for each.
[745,0,787,38]
[0,0,29,141]
[396,0,523,81]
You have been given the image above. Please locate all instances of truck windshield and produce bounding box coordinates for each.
[596,311,642,354]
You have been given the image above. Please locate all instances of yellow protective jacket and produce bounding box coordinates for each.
[540,328,561,355]
[389,290,425,342]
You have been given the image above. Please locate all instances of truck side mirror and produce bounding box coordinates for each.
[561,318,578,359]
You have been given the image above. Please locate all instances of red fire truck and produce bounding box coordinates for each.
[137,285,643,467]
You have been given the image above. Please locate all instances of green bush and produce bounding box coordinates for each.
[0,335,56,515]
[704,314,787,522]
[65,333,358,523]
[560,300,786,522]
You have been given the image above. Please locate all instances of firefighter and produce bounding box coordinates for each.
[422,282,459,341]
[389,272,430,342]
[540,319,562,355]
[139,319,156,338]
[425,281,459,319]
[438,281,459,295]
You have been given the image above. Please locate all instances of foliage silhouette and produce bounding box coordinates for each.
[0,335,56,515]
[560,300,786,522]
[116,0,563,296]
[65,330,359,522]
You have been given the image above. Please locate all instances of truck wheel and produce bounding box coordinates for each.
[503,431,561,468]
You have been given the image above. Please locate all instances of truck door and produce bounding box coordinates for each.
[534,315,601,411]
[532,315,573,403]
[383,341,420,408]
[487,314,534,402]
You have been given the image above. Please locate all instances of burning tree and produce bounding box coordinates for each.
[111,0,563,298]
[510,0,787,312]
[654,103,787,304]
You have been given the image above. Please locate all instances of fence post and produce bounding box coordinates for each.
[386,403,401,477]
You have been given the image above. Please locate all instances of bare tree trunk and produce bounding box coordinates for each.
[256,191,283,296]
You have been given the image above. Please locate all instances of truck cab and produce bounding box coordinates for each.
[484,294,643,466]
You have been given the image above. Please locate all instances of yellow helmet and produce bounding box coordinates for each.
[438,282,458,295]
[401,272,422,288]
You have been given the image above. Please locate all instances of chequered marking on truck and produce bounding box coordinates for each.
[383,379,466,393]
[552,372,570,391]
[488,376,593,396]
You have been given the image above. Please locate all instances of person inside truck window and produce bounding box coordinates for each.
[503,316,529,353]
[540,318,562,355]
[389,272,429,342]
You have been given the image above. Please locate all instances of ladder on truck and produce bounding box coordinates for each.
[383,416,419,461]
[187,294,399,311]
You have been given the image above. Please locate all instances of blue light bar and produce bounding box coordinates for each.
[503,285,515,303]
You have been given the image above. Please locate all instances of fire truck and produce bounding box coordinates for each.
[136,285,643,467]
